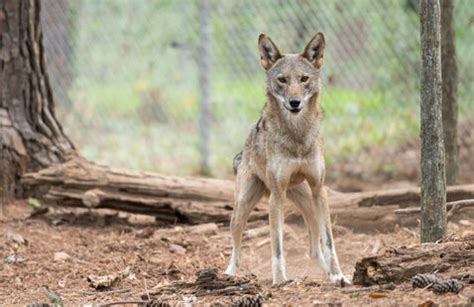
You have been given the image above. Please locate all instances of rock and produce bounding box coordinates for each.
[3,254,26,264]
[169,243,186,255]
[53,252,71,262]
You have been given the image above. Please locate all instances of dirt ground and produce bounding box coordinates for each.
[1,120,473,305]
[1,201,473,305]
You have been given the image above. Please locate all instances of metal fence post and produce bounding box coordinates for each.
[198,0,212,176]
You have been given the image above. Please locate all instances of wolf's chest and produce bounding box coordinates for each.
[270,133,319,159]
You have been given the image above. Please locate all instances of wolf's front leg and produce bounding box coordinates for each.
[312,187,351,286]
[267,168,291,285]
[268,192,287,285]
[225,175,265,276]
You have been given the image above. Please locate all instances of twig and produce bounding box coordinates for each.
[144,278,150,301]
[401,227,419,239]
[422,282,434,290]
[370,239,383,255]
[256,237,271,248]
[447,199,474,218]
[98,300,150,307]
[81,288,131,296]
[342,282,396,294]
[395,207,423,214]
[394,199,474,218]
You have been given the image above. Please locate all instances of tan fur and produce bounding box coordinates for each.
[225,33,350,286]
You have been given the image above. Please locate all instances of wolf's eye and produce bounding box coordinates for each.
[300,75,309,83]
[277,76,287,84]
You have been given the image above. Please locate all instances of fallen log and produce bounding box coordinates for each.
[20,156,266,224]
[20,156,474,229]
[349,185,474,207]
[352,236,474,286]
[323,186,474,232]
[18,156,404,230]
[22,155,234,202]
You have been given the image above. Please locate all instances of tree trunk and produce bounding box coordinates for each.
[441,0,459,185]
[419,0,446,243]
[0,0,74,199]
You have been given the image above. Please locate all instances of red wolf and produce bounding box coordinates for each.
[225,33,350,286]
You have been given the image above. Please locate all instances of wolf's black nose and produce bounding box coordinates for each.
[289,99,301,108]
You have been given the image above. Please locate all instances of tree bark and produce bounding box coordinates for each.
[21,156,267,224]
[353,236,474,286]
[419,0,446,243]
[0,0,74,198]
[441,0,459,185]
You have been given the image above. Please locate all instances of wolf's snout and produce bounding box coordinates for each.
[289,99,301,108]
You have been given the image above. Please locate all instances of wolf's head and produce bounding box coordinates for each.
[258,33,325,115]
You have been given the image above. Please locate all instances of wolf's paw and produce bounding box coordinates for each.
[224,264,237,276]
[329,273,352,287]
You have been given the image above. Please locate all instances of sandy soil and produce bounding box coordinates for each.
[1,202,472,305]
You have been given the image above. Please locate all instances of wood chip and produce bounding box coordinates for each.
[188,223,218,235]
[419,300,435,307]
[87,274,119,290]
[368,292,387,299]
[256,238,271,248]
[169,243,186,255]
[53,251,71,262]
[6,229,26,245]
[245,226,269,240]
[135,227,155,239]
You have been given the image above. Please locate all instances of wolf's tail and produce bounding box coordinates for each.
[232,151,243,175]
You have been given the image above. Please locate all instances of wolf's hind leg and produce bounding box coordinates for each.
[287,183,328,272]
[225,174,266,275]
[312,186,351,285]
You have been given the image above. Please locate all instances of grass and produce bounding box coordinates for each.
[64,75,432,178]
[71,84,141,117]
[61,0,473,178]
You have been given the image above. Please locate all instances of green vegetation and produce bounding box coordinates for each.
[58,0,473,177]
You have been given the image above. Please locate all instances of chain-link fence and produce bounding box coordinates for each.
[40,0,474,178]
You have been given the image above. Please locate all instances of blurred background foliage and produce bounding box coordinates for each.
[41,0,474,178]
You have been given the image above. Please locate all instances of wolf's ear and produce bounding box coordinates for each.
[258,34,282,70]
[302,32,325,68]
